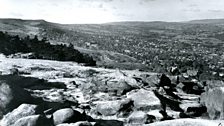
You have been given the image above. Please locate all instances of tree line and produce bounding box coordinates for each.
[0,31,96,66]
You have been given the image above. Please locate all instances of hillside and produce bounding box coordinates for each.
[0,18,224,125]
[1,18,224,75]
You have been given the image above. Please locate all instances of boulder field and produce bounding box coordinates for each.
[0,57,223,125]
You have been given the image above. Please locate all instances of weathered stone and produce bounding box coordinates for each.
[13,115,53,126]
[0,80,33,118]
[201,87,224,119]
[95,99,132,116]
[53,108,74,125]
[147,110,163,121]
[127,111,149,124]
[127,89,161,111]
[140,74,160,87]
[0,104,38,126]
[107,80,135,95]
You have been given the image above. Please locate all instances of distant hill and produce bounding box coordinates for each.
[187,19,224,24]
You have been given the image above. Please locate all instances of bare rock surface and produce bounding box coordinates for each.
[53,108,75,125]
[0,56,211,125]
[13,115,52,126]
[201,87,224,119]
[0,104,38,126]
[127,89,161,111]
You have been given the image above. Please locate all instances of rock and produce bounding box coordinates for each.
[0,104,38,126]
[57,121,92,126]
[107,80,135,95]
[53,108,93,125]
[127,111,150,124]
[127,89,161,111]
[0,80,33,118]
[166,110,180,119]
[95,100,121,116]
[13,115,53,126]
[95,99,132,116]
[142,74,160,87]
[146,119,222,126]
[53,108,75,125]
[94,119,123,126]
[0,81,13,118]
[201,87,224,119]
[147,110,163,121]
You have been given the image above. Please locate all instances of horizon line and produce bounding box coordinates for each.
[0,17,224,25]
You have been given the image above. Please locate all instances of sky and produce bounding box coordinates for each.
[0,0,224,24]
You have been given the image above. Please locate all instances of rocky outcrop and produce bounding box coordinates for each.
[13,115,52,126]
[127,89,161,111]
[0,57,211,125]
[0,104,39,126]
[95,100,123,116]
[0,81,34,119]
[94,99,132,116]
[201,87,224,119]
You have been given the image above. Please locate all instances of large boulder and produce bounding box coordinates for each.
[201,87,224,119]
[95,100,121,116]
[53,108,75,125]
[53,108,93,124]
[94,99,132,116]
[0,104,38,126]
[127,89,161,111]
[0,81,13,118]
[13,115,53,126]
[0,81,33,118]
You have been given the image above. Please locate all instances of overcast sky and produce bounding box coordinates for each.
[0,0,224,24]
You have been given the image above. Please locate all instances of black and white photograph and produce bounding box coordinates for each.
[0,0,224,125]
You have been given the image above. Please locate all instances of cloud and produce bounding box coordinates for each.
[1,0,224,23]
